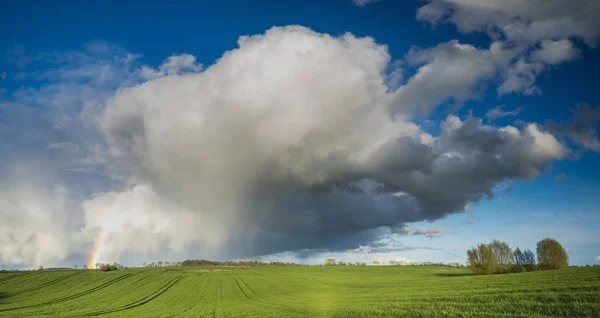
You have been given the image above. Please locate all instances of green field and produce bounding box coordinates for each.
[1,266,599,317]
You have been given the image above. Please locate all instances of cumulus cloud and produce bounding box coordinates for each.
[0,25,570,266]
[417,0,600,46]
[96,26,566,260]
[596,256,600,261]
[485,105,524,121]
[417,0,599,96]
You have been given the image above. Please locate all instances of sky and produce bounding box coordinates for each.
[1,0,599,269]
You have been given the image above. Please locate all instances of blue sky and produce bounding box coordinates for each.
[1,0,599,268]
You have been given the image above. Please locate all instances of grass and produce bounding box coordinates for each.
[0,266,599,317]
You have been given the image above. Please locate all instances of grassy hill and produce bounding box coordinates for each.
[0,266,599,317]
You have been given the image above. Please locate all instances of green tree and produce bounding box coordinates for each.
[467,244,497,275]
[523,249,537,271]
[513,247,525,265]
[488,240,513,265]
[488,240,513,273]
[537,238,569,270]
[325,258,336,266]
[523,249,535,265]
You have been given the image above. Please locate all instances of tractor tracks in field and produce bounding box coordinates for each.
[6,272,83,297]
[0,273,25,284]
[81,275,185,316]
[234,278,251,300]
[0,273,135,313]
[0,272,33,284]
[239,278,256,296]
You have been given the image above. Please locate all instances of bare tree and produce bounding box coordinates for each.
[325,258,336,266]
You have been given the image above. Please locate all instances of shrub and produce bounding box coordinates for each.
[99,263,118,272]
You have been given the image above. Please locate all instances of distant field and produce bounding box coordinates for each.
[1,266,599,317]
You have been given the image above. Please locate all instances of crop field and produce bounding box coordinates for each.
[0,266,599,317]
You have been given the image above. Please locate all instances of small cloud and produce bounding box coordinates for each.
[139,53,202,80]
[461,217,476,225]
[413,227,446,238]
[392,224,413,236]
[124,53,142,63]
[1,72,6,80]
[423,119,437,127]
[555,173,568,181]
[65,168,87,172]
[353,0,380,7]
[596,256,600,261]
[393,225,448,237]
[46,142,80,152]
[485,105,524,121]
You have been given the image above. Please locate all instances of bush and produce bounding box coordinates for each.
[99,263,118,272]
[509,264,527,273]
[525,264,538,272]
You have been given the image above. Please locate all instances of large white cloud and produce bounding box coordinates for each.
[86,26,566,261]
[0,25,571,267]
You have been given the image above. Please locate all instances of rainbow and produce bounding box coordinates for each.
[87,231,105,269]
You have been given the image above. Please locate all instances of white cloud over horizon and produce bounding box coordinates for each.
[0,1,596,268]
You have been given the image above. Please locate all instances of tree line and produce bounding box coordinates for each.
[467,238,569,275]
[140,259,301,267]
[323,259,464,267]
